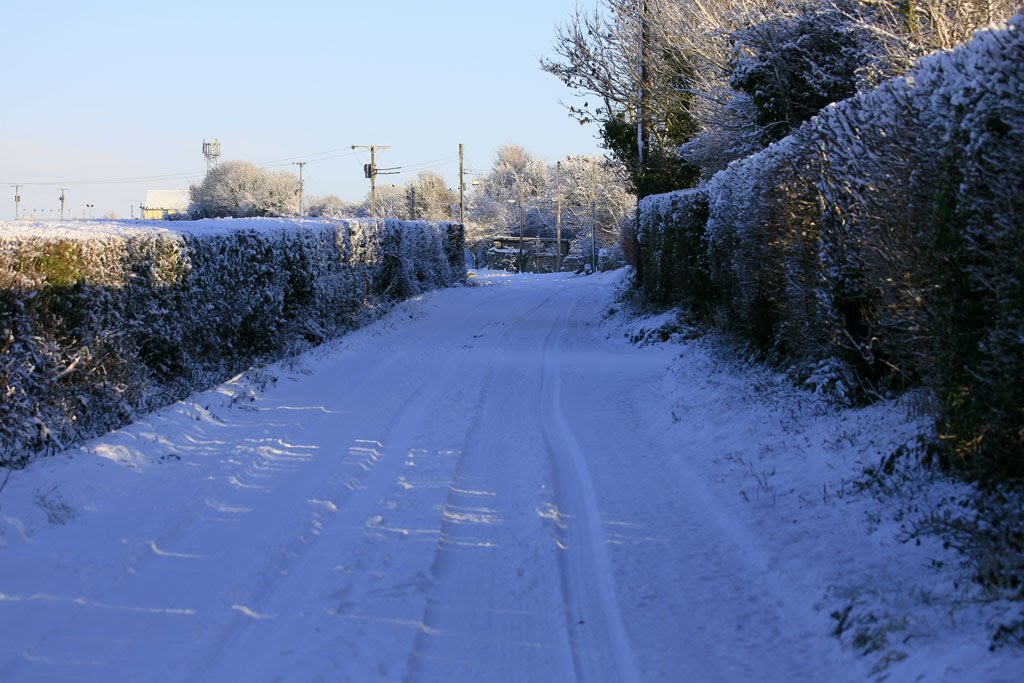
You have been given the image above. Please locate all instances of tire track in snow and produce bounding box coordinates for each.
[539,288,641,683]
[295,283,575,681]
[403,286,579,681]
[0,276,634,682]
[190,288,527,679]
[100,337,462,680]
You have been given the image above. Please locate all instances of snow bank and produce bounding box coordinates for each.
[0,217,465,465]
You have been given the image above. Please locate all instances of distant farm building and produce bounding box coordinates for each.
[485,236,571,273]
[142,190,189,220]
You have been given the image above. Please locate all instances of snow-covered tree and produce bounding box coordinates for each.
[461,145,635,266]
[370,184,407,219]
[189,161,300,218]
[551,155,634,251]
[546,1,1019,184]
[484,144,549,202]
[305,194,360,218]
[466,145,550,245]
[349,173,458,221]
[462,193,506,266]
[672,0,886,174]
[408,171,457,221]
[728,3,877,145]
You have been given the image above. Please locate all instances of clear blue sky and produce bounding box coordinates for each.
[1,0,603,220]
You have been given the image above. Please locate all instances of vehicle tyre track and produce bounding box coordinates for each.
[539,288,641,683]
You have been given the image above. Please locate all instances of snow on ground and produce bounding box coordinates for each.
[0,271,1019,681]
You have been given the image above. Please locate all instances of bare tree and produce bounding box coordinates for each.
[541,0,711,194]
[846,0,1019,56]
[408,171,457,221]
[370,184,407,219]
[545,1,1019,183]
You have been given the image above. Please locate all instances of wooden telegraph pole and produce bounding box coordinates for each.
[293,162,306,215]
[459,143,465,226]
[555,161,562,272]
[591,158,598,272]
[351,145,392,218]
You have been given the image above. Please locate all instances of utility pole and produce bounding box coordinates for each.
[591,159,598,273]
[555,161,563,272]
[458,143,465,226]
[293,162,306,215]
[11,185,21,220]
[59,188,68,221]
[637,0,649,173]
[351,144,393,218]
[409,186,417,220]
[517,181,526,273]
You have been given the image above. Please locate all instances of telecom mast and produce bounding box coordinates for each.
[202,139,221,172]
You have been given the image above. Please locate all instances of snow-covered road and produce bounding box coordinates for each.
[3,272,1013,681]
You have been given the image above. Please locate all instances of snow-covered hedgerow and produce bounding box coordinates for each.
[638,16,1023,478]
[636,188,712,317]
[915,20,1024,478]
[0,218,465,465]
[706,134,827,360]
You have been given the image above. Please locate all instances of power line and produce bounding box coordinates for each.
[258,146,359,166]
[2,147,468,204]
[0,144,364,189]
[260,149,361,169]
[392,154,460,174]
[3,169,205,187]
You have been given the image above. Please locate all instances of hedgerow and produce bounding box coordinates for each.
[0,218,464,465]
[638,16,1023,480]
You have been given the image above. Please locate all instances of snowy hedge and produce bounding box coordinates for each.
[0,218,465,465]
[638,16,1023,478]
[636,188,712,316]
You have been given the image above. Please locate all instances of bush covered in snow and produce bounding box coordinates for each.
[0,218,465,466]
[638,16,1023,479]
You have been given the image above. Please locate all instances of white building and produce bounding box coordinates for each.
[141,189,189,220]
